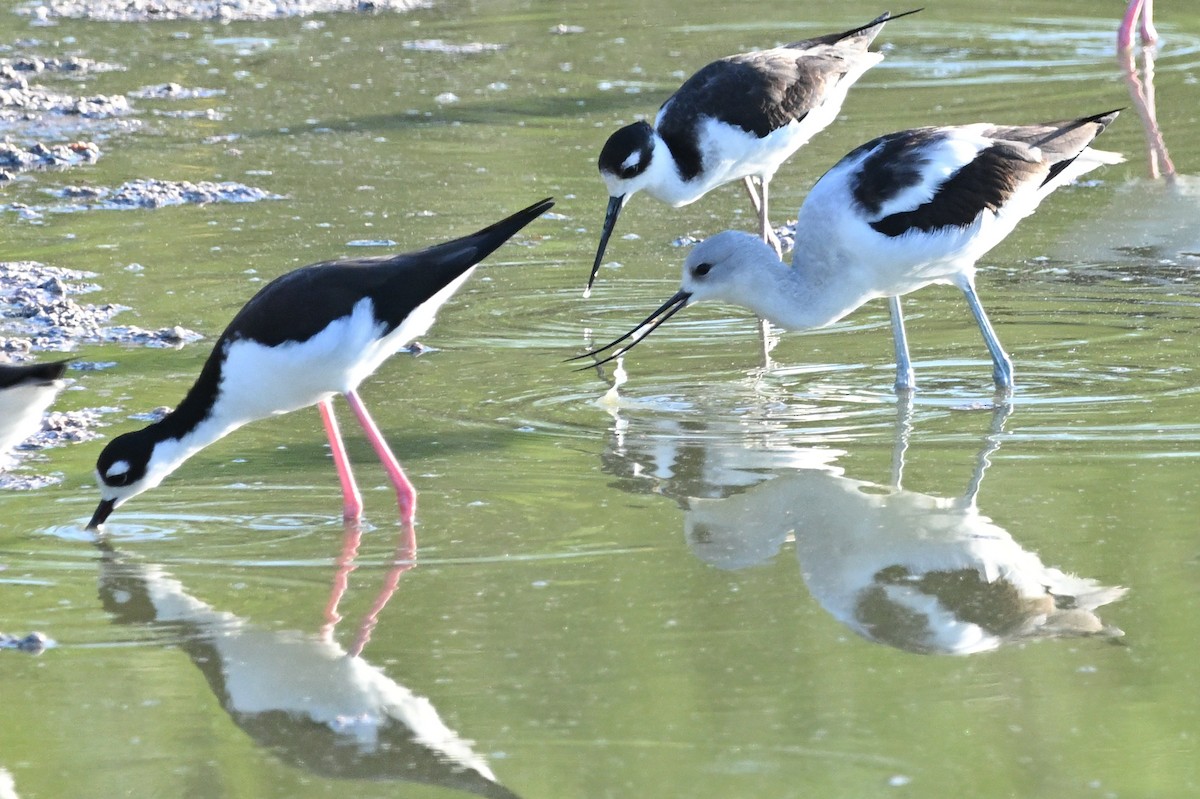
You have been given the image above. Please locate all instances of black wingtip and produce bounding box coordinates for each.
[852,8,924,37]
[447,197,555,264]
[1086,108,1124,128]
[882,8,924,24]
[791,8,922,50]
[500,197,555,231]
[0,358,71,389]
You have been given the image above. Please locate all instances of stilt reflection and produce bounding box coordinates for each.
[92,528,520,797]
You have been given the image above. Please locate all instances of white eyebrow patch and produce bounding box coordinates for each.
[621,152,642,171]
[105,460,131,478]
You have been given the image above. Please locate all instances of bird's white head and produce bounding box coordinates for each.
[681,230,783,310]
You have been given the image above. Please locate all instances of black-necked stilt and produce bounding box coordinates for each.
[587,9,920,295]
[0,359,69,460]
[1119,0,1157,51]
[574,112,1123,391]
[87,198,554,530]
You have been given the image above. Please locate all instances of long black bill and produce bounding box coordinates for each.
[87,498,115,531]
[569,289,692,370]
[585,194,626,297]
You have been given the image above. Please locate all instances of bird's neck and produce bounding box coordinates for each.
[757,249,884,330]
[639,136,712,207]
[141,412,245,493]
[137,350,254,490]
[729,253,873,331]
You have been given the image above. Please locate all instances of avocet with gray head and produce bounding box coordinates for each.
[575,112,1123,391]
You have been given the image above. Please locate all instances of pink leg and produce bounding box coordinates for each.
[343,389,417,524]
[318,399,363,520]
[348,520,417,658]
[319,519,363,643]
[1119,37,1176,180]
[1119,0,1157,51]
[1140,0,1158,45]
[1118,0,1142,50]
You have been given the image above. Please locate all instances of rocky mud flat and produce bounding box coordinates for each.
[48,178,282,210]
[1,260,203,351]
[19,0,427,23]
[0,140,100,179]
[0,0,375,484]
[0,631,52,654]
[0,63,133,122]
[1,260,205,484]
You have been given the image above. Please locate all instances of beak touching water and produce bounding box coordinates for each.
[586,194,627,298]
[569,289,692,369]
[87,498,115,531]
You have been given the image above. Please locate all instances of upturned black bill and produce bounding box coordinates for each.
[569,289,692,369]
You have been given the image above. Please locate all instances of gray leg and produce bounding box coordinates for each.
[888,296,915,392]
[962,400,1013,508]
[960,282,1013,389]
[759,178,782,257]
[744,176,781,363]
[742,176,763,214]
[743,176,781,257]
[890,390,915,489]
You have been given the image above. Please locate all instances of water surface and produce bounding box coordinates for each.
[2,1,1199,797]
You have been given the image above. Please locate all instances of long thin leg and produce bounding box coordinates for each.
[960,282,1013,390]
[1126,45,1176,179]
[343,389,417,524]
[743,175,782,365]
[1139,47,1174,178]
[742,176,782,257]
[1118,0,1157,50]
[319,519,363,643]
[962,401,1013,509]
[889,390,915,489]
[349,520,417,658]
[318,399,363,521]
[742,175,763,215]
[888,296,916,392]
[1140,0,1157,45]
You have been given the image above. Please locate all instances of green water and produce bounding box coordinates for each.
[2,1,1200,797]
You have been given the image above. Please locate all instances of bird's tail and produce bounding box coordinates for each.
[1037,110,1125,192]
[791,8,922,50]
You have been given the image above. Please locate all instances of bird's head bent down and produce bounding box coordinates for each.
[589,121,660,296]
[88,427,167,530]
[679,231,783,308]
[572,231,785,369]
[85,197,555,532]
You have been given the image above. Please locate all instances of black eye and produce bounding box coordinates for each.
[693,262,713,277]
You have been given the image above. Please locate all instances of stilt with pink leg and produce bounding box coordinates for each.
[86,197,552,530]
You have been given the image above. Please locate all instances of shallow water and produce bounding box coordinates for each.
[2,1,1200,797]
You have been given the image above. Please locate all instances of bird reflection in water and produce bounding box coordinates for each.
[596,382,1126,655]
[93,527,520,798]
[319,520,416,657]
[1118,19,1174,181]
[684,399,1126,654]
